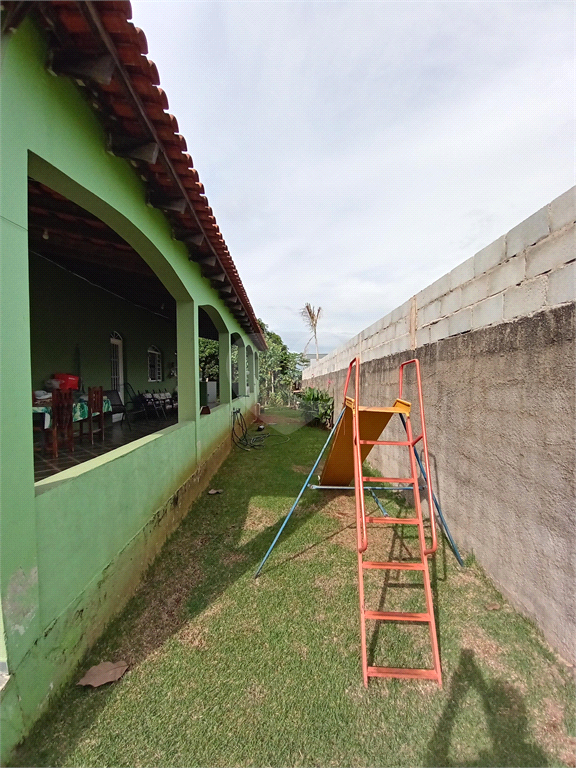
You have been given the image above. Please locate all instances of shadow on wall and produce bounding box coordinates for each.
[425,648,549,767]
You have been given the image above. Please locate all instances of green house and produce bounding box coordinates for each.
[0,2,265,759]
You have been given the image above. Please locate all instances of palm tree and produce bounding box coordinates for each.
[301,303,322,360]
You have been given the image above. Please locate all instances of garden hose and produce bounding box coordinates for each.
[231,409,291,450]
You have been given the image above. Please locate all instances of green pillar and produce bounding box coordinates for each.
[176,300,198,420]
[219,330,231,405]
[0,147,40,672]
[237,344,247,397]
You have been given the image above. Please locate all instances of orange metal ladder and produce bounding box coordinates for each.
[344,356,442,687]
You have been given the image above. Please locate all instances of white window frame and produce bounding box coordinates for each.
[148,345,162,383]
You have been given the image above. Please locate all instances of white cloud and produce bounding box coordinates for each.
[132,0,574,351]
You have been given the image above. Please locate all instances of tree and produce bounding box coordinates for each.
[301,303,322,360]
[257,319,307,406]
[198,338,219,380]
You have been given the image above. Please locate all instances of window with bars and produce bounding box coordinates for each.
[148,345,162,382]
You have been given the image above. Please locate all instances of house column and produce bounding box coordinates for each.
[176,300,198,420]
[218,330,231,405]
[0,151,40,674]
[237,343,247,397]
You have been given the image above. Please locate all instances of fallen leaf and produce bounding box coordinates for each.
[208,489,223,495]
[77,661,128,687]
[485,603,501,611]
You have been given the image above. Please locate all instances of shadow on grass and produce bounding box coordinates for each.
[11,420,336,767]
[425,648,549,767]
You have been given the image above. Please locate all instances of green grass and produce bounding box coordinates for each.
[11,409,576,767]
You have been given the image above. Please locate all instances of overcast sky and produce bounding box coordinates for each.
[131,0,574,353]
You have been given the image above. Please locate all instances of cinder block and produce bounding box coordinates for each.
[390,300,411,324]
[429,317,450,344]
[449,308,472,336]
[375,314,392,333]
[382,322,396,343]
[503,276,547,320]
[449,257,475,291]
[547,261,576,305]
[441,288,462,316]
[471,294,503,329]
[394,315,409,337]
[549,186,575,232]
[416,273,451,307]
[390,334,410,355]
[474,235,506,276]
[363,347,378,363]
[507,206,549,257]
[489,255,525,295]
[526,226,574,278]
[419,299,441,326]
[461,273,490,307]
[416,325,430,347]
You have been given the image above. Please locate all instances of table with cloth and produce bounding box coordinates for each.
[33,397,112,429]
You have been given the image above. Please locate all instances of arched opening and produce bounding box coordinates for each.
[231,333,246,400]
[198,305,229,411]
[29,179,180,478]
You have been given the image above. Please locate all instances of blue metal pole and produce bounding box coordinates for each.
[368,488,389,517]
[399,414,464,567]
[254,407,346,577]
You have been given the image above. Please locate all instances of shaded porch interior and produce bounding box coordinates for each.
[28,180,226,480]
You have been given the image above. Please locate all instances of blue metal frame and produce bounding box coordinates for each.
[399,413,464,566]
[254,407,346,577]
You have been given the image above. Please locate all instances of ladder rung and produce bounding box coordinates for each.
[365,516,419,525]
[364,610,430,622]
[362,476,415,484]
[359,440,412,446]
[363,561,425,571]
[367,666,439,680]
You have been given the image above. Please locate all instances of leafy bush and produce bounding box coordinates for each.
[298,387,334,428]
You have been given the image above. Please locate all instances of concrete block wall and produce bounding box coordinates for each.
[302,187,575,664]
[305,187,575,379]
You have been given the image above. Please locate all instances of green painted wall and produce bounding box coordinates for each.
[29,253,178,395]
[0,18,259,760]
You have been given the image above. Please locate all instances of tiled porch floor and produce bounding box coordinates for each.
[34,414,178,482]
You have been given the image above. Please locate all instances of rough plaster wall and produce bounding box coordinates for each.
[305,304,575,663]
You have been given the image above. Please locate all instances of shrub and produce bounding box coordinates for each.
[298,387,334,428]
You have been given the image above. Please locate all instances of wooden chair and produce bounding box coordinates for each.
[87,386,105,444]
[32,392,46,453]
[48,389,74,458]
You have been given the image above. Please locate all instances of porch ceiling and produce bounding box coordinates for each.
[28,179,219,340]
[3,0,266,349]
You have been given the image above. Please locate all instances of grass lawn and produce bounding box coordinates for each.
[11,408,576,767]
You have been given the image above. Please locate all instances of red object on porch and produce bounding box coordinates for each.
[53,373,79,391]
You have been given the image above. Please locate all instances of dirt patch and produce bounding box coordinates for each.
[314,574,345,594]
[177,623,207,649]
[110,554,205,665]
[534,698,576,767]
[322,493,355,521]
[221,551,248,567]
[243,505,278,532]
[247,683,268,704]
[459,627,520,684]
[332,525,358,552]
[292,465,309,474]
